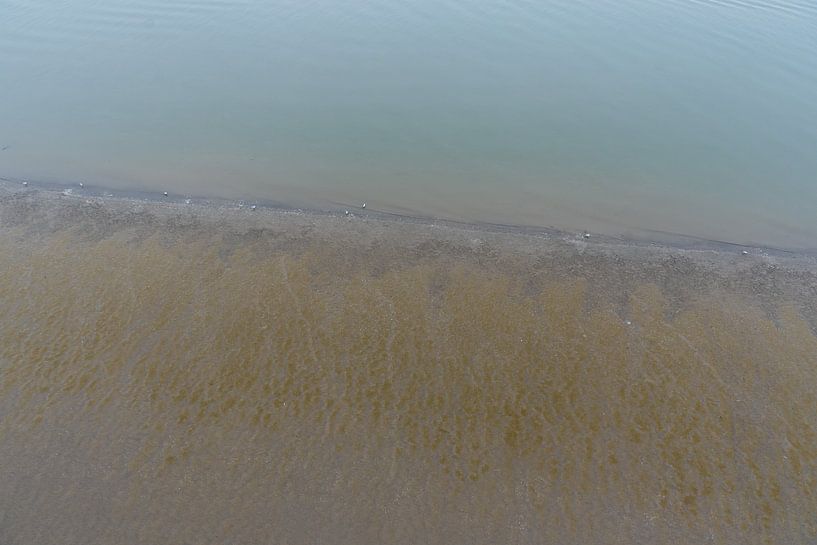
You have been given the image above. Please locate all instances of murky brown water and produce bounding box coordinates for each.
[1,189,816,544]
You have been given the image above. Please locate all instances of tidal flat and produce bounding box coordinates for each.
[1,184,816,545]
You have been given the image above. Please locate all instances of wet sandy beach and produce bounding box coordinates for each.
[1,183,816,544]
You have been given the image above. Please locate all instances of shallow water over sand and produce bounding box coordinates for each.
[1,190,816,544]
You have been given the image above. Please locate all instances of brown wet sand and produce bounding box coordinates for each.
[0,185,816,545]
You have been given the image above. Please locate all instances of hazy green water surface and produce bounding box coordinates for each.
[1,0,817,247]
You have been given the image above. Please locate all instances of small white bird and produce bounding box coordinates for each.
[185,198,192,205]
[163,191,168,197]
[22,181,28,186]
[251,205,257,211]
[79,182,84,188]
[362,202,366,209]
[741,250,749,256]
[583,232,590,239]
[344,210,350,216]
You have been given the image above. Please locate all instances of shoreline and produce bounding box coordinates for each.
[2,176,816,263]
[4,176,817,319]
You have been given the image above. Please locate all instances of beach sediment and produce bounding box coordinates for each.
[1,184,816,544]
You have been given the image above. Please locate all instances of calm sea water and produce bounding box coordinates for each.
[2,0,817,247]
[3,4,817,542]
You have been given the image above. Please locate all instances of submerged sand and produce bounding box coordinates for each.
[0,184,816,544]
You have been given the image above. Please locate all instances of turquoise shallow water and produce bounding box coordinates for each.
[1,0,817,247]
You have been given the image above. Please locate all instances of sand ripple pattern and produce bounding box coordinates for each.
[0,197,816,544]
